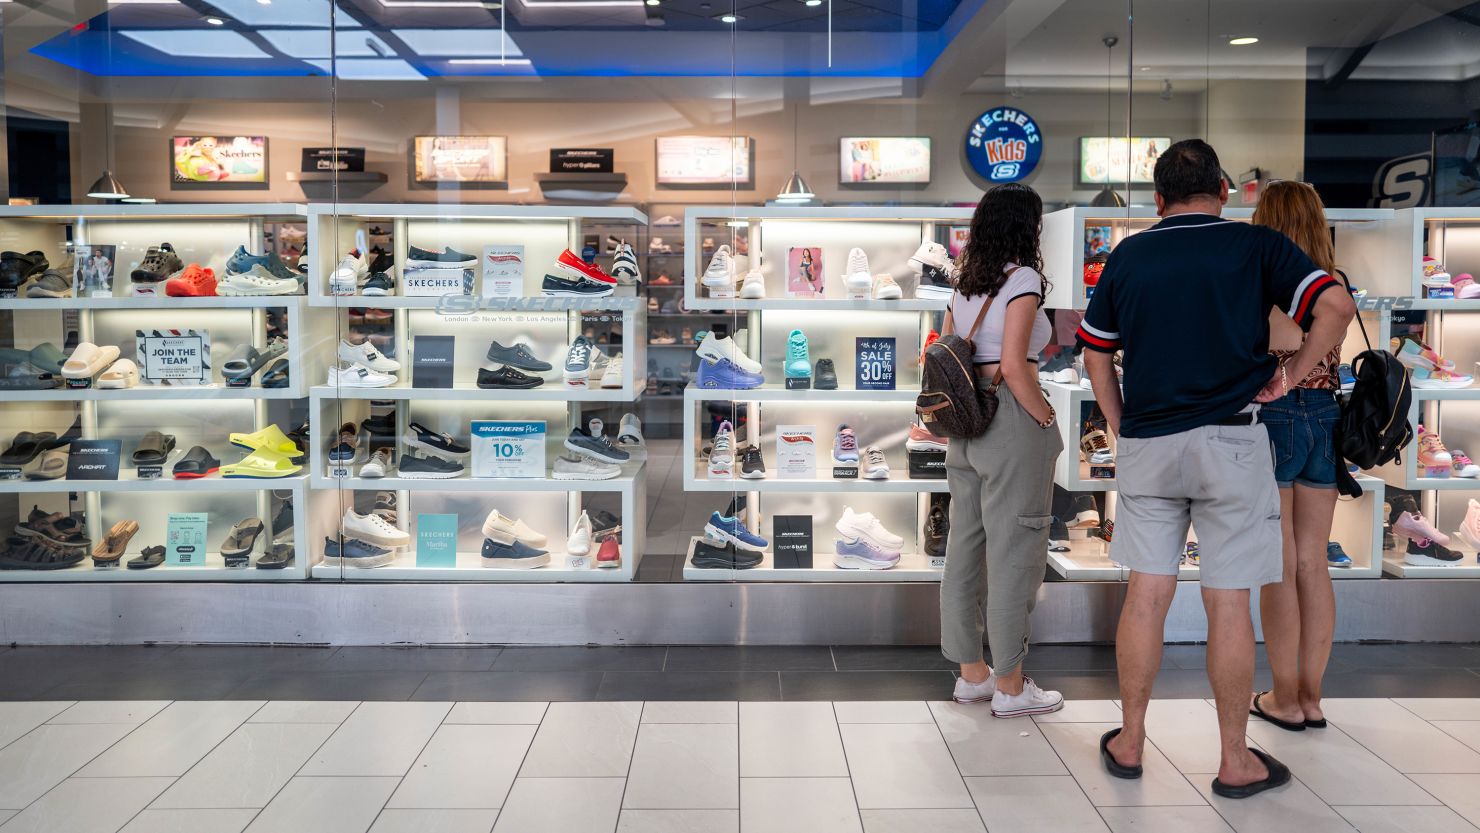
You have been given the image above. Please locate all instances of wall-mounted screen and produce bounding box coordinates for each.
[413,136,508,184]
[171,136,267,185]
[840,137,931,185]
[1078,136,1170,185]
[656,136,752,187]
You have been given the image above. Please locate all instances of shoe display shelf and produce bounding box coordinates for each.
[305,205,649,582]
[678,206,971,582]
[1375,209,1480,577]
[0,204,333,581]
[1038,206,1407,581]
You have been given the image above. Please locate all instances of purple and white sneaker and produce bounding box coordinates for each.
[697,356,764,390]
[833,537,900,570]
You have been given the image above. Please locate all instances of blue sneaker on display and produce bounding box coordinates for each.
[704,511,768,552]
[696,356,764,390]
[1326,541,1353,568]
[481,537,551,569]
[785,329,811,387]
[226,245,298,282]
[833,537,900,570]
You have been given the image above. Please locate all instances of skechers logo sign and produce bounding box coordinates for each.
[965,107,1042,183]
[435,294,639,315]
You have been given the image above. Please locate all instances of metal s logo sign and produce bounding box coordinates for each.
[965,108,1042,183]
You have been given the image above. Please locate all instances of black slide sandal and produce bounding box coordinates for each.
[1304,717,1328,729]
[1,431,57,466]
[1250,692,1306,732]
[132,432,177,465]
[1211,748,1291,799]
[1100,728,1143,779]
[260,359,289,389]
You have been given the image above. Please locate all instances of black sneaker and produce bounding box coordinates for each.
[590,509,622,540]
[407,245,475,266]
[542,273,615,298]
[398,452,465,479]
[925,493,950,558]
[1404,537,1463,566]
[361,271,395,296]
[814,358,838,390]
[0,251,48,293]
[130,244,182,285]
[477,367,545,389]
[916,263,955,299]
[739,445,766,479]
[486,340,552,372]
[481,537,551,569]
[691,537,762,569]
[404,422,470,459]
[565,426,629,464]
[1048,518,1070,552]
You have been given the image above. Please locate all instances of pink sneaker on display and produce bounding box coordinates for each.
[1452,449,1480,478]
[1458,500,1480,551]
[1418,427,1454,471]
[1393,509,1452,549]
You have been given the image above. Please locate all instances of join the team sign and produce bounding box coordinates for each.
[964,108,1043,183]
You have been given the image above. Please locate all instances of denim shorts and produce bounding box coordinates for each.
[1260,388,1339,489]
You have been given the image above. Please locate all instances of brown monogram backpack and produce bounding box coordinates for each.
[915,270,1019,439]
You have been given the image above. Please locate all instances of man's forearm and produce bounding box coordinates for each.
[1084,351,1123,436]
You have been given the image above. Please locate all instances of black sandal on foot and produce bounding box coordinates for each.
[1304,717,1327,729]
[1100,728,1143,780]
[1249,692,1306,732]
[1211,748,1291,799]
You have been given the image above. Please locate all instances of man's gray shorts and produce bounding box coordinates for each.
[1110,419,1283,590]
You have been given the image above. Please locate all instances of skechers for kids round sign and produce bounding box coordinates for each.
[965,108,1042,183]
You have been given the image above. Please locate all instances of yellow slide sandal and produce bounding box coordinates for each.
[221,449,303,479]
[228,424,303,460]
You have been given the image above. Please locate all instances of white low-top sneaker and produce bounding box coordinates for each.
[695,332,763,374]
[953,671,997,704]
[552,454,622,480]
[701,245,736,288]
[617,414,645,457]
[327,363,396,388]
[990,677,1064,718]
[600,354,625,388]
[342,508,409,547]
[567,510,594,556]
[481,509,548,548]
[338,338,401,372]
[835,507,903,549]
[359,448,392,478]
[870,273,902,300]
[219,265,300,296]
[739,268,766,299]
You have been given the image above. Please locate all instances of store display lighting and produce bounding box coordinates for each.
[720,14,738,23]
[646,0,660,5]
[86,171,130,201]
[204,16,226,25]
[1228,36,1259,45]
[121,196,158,204]
[776,171,815,203]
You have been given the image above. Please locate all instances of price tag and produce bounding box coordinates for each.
[471,421,547,478]
[855,337,896,390]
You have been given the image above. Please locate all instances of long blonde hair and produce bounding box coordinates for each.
[1252,181,1336,276]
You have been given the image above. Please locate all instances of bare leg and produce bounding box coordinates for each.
[1255,488,1305,723]
[1205,586,1269,786]
[960,660,991,685]
[1292,484,1338,722]
[1106,571,1177,767]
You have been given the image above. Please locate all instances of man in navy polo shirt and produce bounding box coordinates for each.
[1079,140,1354,798]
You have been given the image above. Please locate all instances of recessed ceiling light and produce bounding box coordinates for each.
[1139,66,1150,71]
[204,15,226,24]
[256,0,271,5]
[720,13,738,22]
[1228,36,1258,45]
[646,0,659,5]
[805,0,821,5]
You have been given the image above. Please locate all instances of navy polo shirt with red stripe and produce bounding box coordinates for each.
[1075,212,1337,439]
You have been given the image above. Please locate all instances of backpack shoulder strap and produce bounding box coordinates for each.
[965,265,1030,339]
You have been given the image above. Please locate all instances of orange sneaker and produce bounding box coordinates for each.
[164,264,217,297]
[906,420,947,452]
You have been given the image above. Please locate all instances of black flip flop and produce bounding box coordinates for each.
[132,432,177,465]
[1211,748,1291,799]
[260,359,289,389]
[172,445,220,479]
[1249,692,1306,732]
[128,546,165,570]
[1100,728,1143,780]
[1304,717,1327,729]
[1,431,57,466]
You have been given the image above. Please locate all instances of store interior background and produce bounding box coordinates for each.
[0,0,1477,584]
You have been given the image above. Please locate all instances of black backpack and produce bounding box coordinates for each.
[1336,278,1412,485]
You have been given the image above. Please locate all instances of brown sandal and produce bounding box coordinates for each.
[92,520,140,566]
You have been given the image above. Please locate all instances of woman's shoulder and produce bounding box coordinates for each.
[1003,264,1044,293]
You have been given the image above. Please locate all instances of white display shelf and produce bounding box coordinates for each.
[1402,299,1480,311]
[311,549,633,582]
[0,473,307,494]
[4,385,306,402]
[0,203,306,220]
[0,553,303,582]
[681,537,943,582]
[683,468,948,493]
[0,296,307,310]
[1045,381,1115,491]
[683,385,919,403]
[310,471,641,492]
[1413,387,1480,401]
[1382,555,1480,579]
[1046,540,1377,581]
[314,295,640,311]
[311,384,639,403]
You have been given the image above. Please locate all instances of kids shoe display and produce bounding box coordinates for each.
[833,425,860,464]
[906,420,948,452]
[696,356,764,390]
[1423,255,1451,281]
[338,338,401,372]
[871,273,903,300]
[701,245,737,289]
[844,248,872,295]
[1452,272,1480,300]
[564,336,595,383]
[1418,427,1454,473]
[326,364,396,388]
[596,537,622,569]
[1326,541,1353,568]
[696,332,763,374]
[611,241,642,285]
[130,244,183,287]
[164,264,216,297]
[1392,504,1452,548]
[1393,336,1458,372]
[862,445,890,480]
[1457,499,1480,550]
[834,537,900,570]
[739,268,766,299]
[813,359,839,390]
[1411,367,1474,389]
[407,245,477,269]
[739,445,766,479]
[704,511,768,552]
[785,329,811,387]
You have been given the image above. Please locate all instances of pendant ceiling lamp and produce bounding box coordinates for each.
[1092,34,1125,208]
[86,105,130,201]
[776,102,815,203]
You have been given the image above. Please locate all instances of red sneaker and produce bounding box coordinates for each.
[556,249,615,285]
[164,264,217,297]
[920,329,939,363]
[596,536,621,569]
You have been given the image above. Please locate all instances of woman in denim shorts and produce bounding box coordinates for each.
[1249,181,1344,732]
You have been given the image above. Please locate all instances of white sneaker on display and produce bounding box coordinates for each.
[835,506,904,550]
[612,243,642,285]
[588,349,610,381]
[359,448,392,478]
[342,508,409,547]
[908,241,951,274]
[552,454,622,480]
[338,338,401,372]
[990,677,1064,718]
[870,273,902,300]
[844,247,872,293]
[617,413,645,458]
[695,332,763,374]
[862,446,890,480]
[739,268,766,299]
[952,670,997,704]
[600,354,625,388]
[481,509,547,548]
[568,511,594,556]
[326,363,396,388]
[701,245,736,288]
[711,420,736,465]
[218,265,300,296]
[333,252,368,286]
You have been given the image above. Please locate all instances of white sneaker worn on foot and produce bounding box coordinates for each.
[953,671,997,704]
[990,677,1064,718]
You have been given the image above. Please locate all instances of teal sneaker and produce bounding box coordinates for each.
[785,329,811,387]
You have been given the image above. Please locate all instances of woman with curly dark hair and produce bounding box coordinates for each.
[940,182,1064,716]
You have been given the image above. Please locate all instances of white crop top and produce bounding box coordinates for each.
[949,265,1053,364]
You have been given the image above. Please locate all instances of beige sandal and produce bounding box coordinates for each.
[92,520,140,566]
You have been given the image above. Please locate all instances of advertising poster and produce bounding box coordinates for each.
[948,227,970,259]
[855,337,896,391]
[413,136,508,184]
[415,514,459,568]
[135,329,211,386]
[839,137,931,184]
[1084,226,1111,258]
[165,512,209,567]
[775,425,817,479]
[656,136,751,186]
[481,245,525,298]
[73,244,115,297]
[1079,136,1168,185]
[172,136,267,184]
[471,420,546,479]
[786,247,824,297]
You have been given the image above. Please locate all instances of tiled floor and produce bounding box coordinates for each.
[3,696,1480,832]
